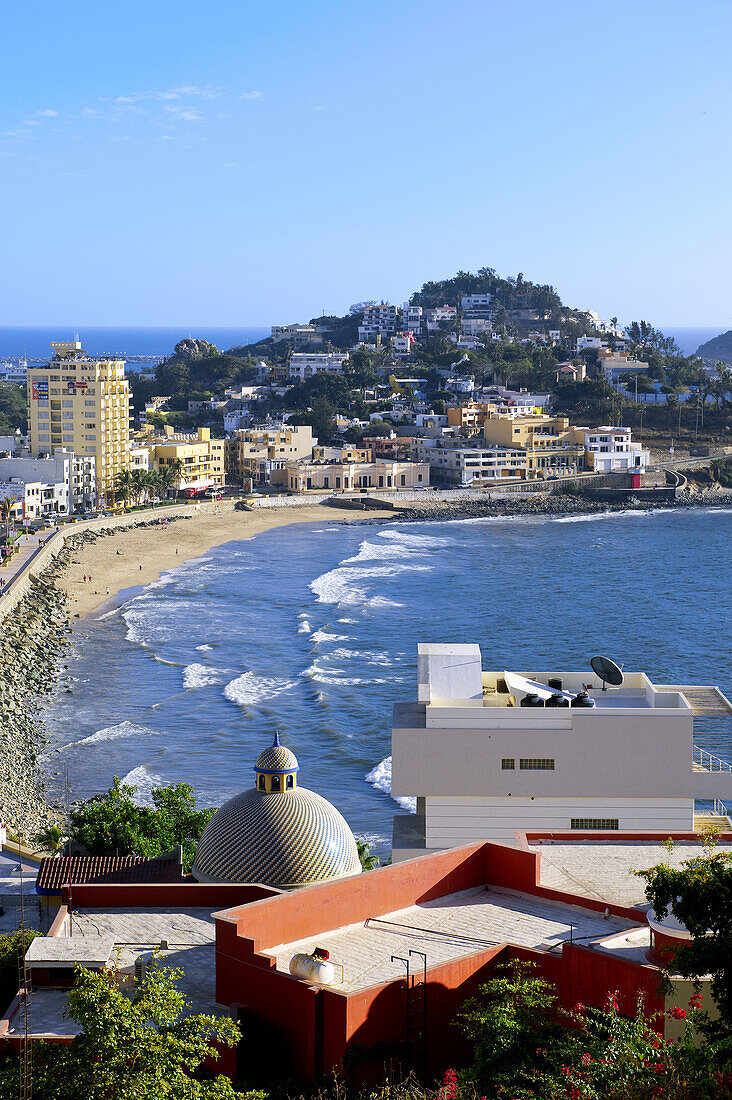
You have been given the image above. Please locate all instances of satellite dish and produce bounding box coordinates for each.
[590,655,624,691]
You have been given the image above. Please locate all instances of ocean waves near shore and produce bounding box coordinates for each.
[41,507,732,856]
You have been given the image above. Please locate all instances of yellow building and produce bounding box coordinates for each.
[447,402,499,431]
[143,427,225,490]
[225,425,313,486]
[27,341,130,503]
[284,459,429,493]
[482,414,585,478]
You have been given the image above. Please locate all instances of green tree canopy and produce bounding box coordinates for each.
[2,958,247,1100]
[69,777,216,873]
[0,383,28,434]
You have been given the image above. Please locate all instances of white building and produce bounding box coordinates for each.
[460,294,492,310]
[578,427,650,473]
[391,643,732,860]
[576,336,605,354]
[270,324,322,347]
[413,438,527,486]
[358,304,399,344]
[597,349,651,382]
[390,332,416,357]
[401,304,423,334]
[0,451,96,516]
[288,352,348,381]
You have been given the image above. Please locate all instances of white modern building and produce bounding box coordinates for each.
[270,324,322,347]
[460,294,492,310]
[401,304,423,333]
[358,304,399,344]
[413,438,527,486]
[391,644,732,860]
[578,427,650,473]
[0,450,96,516]
[288,352,348,381]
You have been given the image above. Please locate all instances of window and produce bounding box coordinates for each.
[520,758,554,770]
[39,434,50,442]
[271,775,280,792]
[62,400,73,408]
[286,775,294,789]
[258,774,266,791]
[571,818,619,830]
[501,758,515,770]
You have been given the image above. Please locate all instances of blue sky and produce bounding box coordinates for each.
[1,0,731,327]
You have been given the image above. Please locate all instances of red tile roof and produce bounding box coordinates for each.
[36,853,182,895]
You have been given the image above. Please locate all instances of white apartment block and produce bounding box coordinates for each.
[358,304,399,344]
[27,342,130,504]
[460,294,492,310]
[576,336,605,354]
[390,333,416,357]
[0,451,96,516]
[401,304,423,333]
[578,427,650,473]
[391,643,732,860]
[461,318,493,337]
[413,438,527,487]
[288,352,348,381]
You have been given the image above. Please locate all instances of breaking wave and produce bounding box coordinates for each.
[121,765,164,807]
[223,671,298,708]
[365,756,416,812]
[183,663,223,689]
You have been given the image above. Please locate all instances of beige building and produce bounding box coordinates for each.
[391,643,732,860]
[285,459,429,493]
[482,413,585,478]
[27,341,130,503]
[225,425,313,486]
[139,427,225,490]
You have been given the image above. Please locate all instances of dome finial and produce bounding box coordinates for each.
[273,731,281,747]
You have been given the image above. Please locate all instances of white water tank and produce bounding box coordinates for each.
[289,952,336,986]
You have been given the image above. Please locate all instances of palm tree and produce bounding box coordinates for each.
[157,465,177,500]
[145,469,163,505]
[34,823,65,857]
[0,497,13,543]
[114,470,134,511]
[130,469,149,506]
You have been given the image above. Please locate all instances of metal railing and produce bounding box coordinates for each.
[693,745,732,771]
[713,799,731,818]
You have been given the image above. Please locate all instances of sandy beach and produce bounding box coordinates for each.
[58,503,396,617]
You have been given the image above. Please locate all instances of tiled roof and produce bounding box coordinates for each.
[36,853,182,895]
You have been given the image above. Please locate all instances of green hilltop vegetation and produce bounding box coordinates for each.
[696,328,732,365]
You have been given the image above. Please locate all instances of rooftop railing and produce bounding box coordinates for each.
[693,745,732,772]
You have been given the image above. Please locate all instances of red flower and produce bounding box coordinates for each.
[573,1002,584,1013]
[668,1007,686,1019]
[689,993,703,1008]
[580,1052,592,1065]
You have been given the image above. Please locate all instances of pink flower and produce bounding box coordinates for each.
[668,1007,686,1020]
[581,1052,592,1065]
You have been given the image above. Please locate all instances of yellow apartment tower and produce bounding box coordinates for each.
[27,341,131,504]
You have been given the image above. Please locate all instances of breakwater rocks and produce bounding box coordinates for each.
[398,488,729,523]
[0,516,190,836]
[0,570,70,838]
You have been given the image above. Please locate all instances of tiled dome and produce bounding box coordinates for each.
[192,738,362,889]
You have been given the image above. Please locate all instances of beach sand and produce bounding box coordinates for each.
[60,503,395,617]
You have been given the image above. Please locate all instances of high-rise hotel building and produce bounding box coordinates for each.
[27,341,131,503]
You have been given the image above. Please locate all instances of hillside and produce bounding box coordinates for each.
[696,329,732,364]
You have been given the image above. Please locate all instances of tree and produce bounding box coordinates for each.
[131,469,150,505]
[0,382,28,434]
[356,839,380,871]
[456,959,567,1092]
[69,777,216,873]
[114,469,134,510]
[637,842,732,1036]
[0,497,14,542]
[34,823,65,856]
[0,930,40,1016]
[3,958,246,1099]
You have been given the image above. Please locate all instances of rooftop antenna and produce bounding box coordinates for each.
[590,655,624,692]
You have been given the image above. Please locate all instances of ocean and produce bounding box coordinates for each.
[41,507,732,857]
[0,325,726,361]
[0,326,270,361]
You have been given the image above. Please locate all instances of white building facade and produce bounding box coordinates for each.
[391,644,732,860]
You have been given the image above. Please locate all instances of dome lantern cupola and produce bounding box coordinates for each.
[254,732,299,792]
[193,734,362,889]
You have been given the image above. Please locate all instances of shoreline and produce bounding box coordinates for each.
[58,489,732,619]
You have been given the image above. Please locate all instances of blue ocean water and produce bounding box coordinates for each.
[0,326,270,361]
[42,508,732,855]
[660,327,728,355]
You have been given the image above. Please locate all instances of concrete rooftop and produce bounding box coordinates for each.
[266,886,635,994]
[529,841,732,908]
[15,907,221,1038]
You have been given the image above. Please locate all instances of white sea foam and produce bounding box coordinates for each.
[552,508,667,524]
[310,630,348,644]
[58,720,154,752]
[183,663,222,689]
[365,756,416,812]
[94,607,122,622]
[121,765,164,807]
[378,529,454,548]
[310,561,429,607]
[223,671,297,708]
[196,644,213,652]
[298,620,312,634]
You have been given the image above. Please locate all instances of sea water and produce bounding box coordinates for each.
[42,508,732,855]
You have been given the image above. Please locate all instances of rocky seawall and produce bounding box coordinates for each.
[398,487,730,522]
[0,518,189,837]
